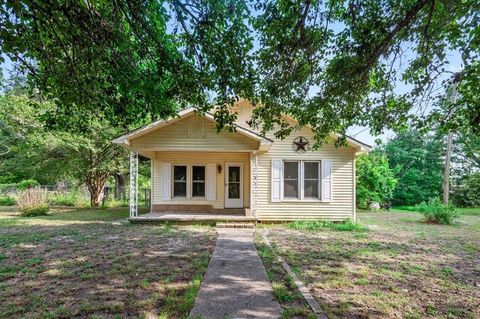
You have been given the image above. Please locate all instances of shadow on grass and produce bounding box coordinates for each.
[0,207,152,226]
[0,216,216,319]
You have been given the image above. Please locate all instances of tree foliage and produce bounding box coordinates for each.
[0,93,128,207]
[0,0,478,144]
[383,129,444,205]
[451,173,480,207]
[356,152,397,209]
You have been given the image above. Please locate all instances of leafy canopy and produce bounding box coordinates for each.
[0,0,479,143]
[356,152,397,209]
[382,129,444,205]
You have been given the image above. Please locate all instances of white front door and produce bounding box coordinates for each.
[225,163,243,208]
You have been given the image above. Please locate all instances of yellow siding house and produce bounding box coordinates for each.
[113,100,370,222]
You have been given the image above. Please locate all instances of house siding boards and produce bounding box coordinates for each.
[255,125,356,220]
[151,151,250,209]
[130,114,259,151]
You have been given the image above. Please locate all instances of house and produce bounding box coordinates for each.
[112,100,371,222]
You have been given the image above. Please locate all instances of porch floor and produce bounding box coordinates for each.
[129,212,257,223]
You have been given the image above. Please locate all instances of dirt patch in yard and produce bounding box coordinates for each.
[263,211,480,319]
[0,208,217,318]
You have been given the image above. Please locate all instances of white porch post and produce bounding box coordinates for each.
[129,151,139,218]
[250,151,258,216]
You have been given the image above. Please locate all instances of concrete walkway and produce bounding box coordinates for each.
[190,228,281,319]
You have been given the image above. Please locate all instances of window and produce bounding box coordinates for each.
[173,165,187,197]
[303,162,319,198]
[282,160,320,200]
[283,161,299,198]
[192,165,206,197]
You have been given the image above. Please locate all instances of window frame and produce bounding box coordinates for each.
[282,160,300,199]
[172,164,188,198]
[302,161,321,200]
[282,160,321,201]
[191,164,206,198]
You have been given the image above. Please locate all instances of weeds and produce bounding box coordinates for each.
[0,196,16,206]
[288,219,367,232]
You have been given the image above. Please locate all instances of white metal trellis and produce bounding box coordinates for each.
[129,151,139,218]
[252,151,258,215]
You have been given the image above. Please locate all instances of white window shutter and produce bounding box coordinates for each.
[206,163,216,201]
[271,159,282,202]
[322,160,332,202]
[161,163,171,200]
[152,160,162,203]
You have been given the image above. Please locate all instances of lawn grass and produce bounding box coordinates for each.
[394,205,480,216]
[255,235,316,319]
[0,206,216,319]
[261,211,480,318]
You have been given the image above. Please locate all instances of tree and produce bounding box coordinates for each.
[383,129,444,205]
[0,93,128,207]
[451,173,480,208]
[1,0,478,146]
[356,152,397,209]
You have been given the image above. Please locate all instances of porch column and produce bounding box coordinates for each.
[250,151,258,216]
[129,151,139,218]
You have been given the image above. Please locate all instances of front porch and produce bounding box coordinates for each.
[115,110,269,222]
[129,211,257,223]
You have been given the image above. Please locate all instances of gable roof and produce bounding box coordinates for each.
[112,107,273,150]
[113,104,372,153]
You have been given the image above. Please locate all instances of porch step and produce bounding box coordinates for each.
[216,223,256,228]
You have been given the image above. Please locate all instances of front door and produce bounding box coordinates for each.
[225,163,243,208]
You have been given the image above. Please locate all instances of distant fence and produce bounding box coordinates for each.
[0,185,151,208]
[102,186,151,208]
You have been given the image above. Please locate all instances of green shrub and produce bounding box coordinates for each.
[451,173,480,208]
[48,192,86,207]
[20,204,49,217]
[17,179,40,190]
[356,152,397,209]
[49,194,76,206]
[0,196,16,206]
[101,198,129,208]
[416,198,459,225]
[288,219,367,232]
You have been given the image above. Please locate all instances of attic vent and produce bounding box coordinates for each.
[187,115,204,138]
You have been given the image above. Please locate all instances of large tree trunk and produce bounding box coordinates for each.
[86,171,109,208]
[114,173,126,200]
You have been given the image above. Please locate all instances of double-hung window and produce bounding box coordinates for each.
[283,161,300,199]
[173,165,187,197]
[172,164,206,198]
[303,161,319,199]
[283,160,320,200]
[192,165,206,197]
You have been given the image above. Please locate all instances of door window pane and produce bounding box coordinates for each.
[228,183,240,199]
[192,166,205,197]
[283,161,299,198]
[173,165,187,197]
[228,166,241,199]
[304,162,319,198]
[229,166,240,182]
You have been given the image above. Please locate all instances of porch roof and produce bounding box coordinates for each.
[112,107,272,153]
